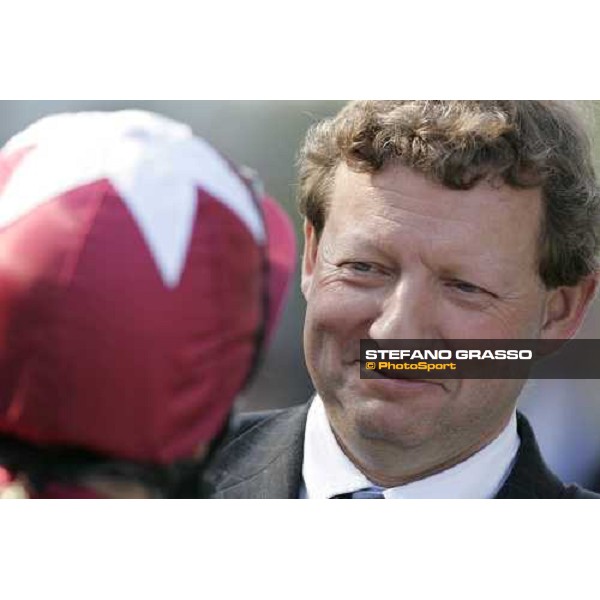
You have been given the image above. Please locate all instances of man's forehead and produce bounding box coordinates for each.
[327,162,544,231]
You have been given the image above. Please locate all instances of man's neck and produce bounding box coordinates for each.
[332,417,514,488]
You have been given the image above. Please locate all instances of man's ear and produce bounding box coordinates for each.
[541,273,599,340]
[301,219,319,300]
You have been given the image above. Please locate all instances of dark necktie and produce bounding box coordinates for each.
[334,487,385,499]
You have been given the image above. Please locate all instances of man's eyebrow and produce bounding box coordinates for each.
[327,235,386,254]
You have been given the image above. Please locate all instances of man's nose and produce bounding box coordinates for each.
[367,277,438,340]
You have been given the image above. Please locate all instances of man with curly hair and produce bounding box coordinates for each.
[204,101,600,499]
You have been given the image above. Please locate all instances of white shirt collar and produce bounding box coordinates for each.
[301,395,520,499]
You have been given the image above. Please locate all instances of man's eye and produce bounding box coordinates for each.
[451,280,484,294]
[341,262,388,276]
[347,262,375,273]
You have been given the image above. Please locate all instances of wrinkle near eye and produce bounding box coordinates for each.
[447,281,487,295]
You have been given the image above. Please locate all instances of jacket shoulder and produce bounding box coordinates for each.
[564,484,600,499]
[227,408,289,438]
[202,403,310,498]
[497,413,600,499]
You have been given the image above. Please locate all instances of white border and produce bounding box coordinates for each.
[1,501,596,599]
[1,1,599,99]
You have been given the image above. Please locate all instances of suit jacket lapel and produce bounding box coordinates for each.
[495,413,566,499]
[205,403,309,499]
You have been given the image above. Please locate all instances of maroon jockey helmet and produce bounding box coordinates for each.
[0,110,295,464]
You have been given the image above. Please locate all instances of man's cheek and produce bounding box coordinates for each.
[312,288,377,327]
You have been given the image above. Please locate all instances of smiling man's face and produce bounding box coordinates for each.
[301,163,589,484]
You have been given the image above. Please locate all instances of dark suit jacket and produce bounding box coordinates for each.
[202,402,599,499]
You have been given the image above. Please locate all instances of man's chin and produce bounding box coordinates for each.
[334,397,439,450]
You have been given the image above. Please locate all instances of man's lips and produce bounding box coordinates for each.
[356,360,448,389]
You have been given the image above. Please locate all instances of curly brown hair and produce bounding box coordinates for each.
[298,100,600,288]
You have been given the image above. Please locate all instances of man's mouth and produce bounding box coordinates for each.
[357,360,447,389]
